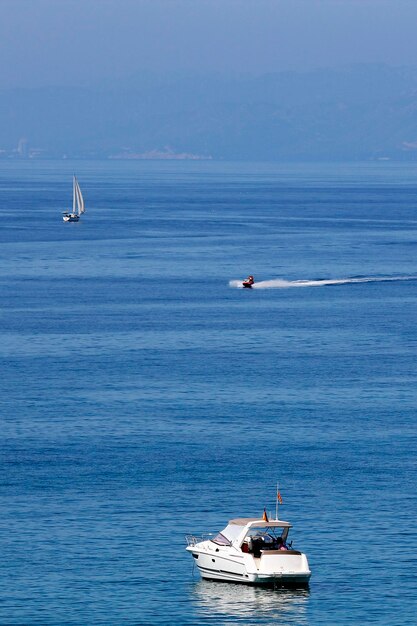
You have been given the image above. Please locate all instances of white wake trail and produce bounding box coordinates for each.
[230,276,417,289]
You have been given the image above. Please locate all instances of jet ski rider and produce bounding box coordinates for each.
[243,275,255,287]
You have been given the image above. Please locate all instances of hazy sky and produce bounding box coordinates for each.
[1,0,417,88]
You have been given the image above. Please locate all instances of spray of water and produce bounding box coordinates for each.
[229,275,417,289]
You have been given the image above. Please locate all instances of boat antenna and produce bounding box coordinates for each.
[275,482,278,520]
[275,482,283,520]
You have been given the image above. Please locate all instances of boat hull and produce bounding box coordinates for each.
[188,545,311,588]
[63,214,80,222]
[200,570,310,587]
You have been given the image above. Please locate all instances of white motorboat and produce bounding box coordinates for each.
[186,516,311,587]
[63,176,85,222]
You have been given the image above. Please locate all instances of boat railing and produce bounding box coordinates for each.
[185,533,214,546]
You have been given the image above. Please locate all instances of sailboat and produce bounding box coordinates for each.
[63,176,85,222]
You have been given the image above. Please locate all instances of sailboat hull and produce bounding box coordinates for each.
[63,214,80,222]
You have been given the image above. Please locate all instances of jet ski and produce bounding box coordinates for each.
[242,275,255,289]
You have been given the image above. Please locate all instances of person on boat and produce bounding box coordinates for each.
[243,275,255,286]
[276,537,288,551]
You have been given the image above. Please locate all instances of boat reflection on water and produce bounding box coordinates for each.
[191,579,309,625]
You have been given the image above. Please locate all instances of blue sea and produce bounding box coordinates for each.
[0,160,416,625]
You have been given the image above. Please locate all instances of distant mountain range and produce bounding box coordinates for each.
[2,64,417,160]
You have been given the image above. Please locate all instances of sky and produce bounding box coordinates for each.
[1,0,417,88]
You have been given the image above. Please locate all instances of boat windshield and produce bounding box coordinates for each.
[245,526,289,541]
[211,523,244,546]
[211,532,232,546]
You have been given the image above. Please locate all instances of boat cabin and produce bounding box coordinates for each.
[211,518,294,557]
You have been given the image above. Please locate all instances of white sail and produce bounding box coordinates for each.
[72,176,77,213]
[74,177,85,215]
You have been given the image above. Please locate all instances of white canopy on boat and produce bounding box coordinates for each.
[229,518,292,528]
[220,524,247,544]
[216,518,292,547]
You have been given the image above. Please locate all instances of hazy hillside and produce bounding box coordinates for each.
[2,64,417,160]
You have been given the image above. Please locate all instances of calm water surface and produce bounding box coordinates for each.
[0,161,416,624]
